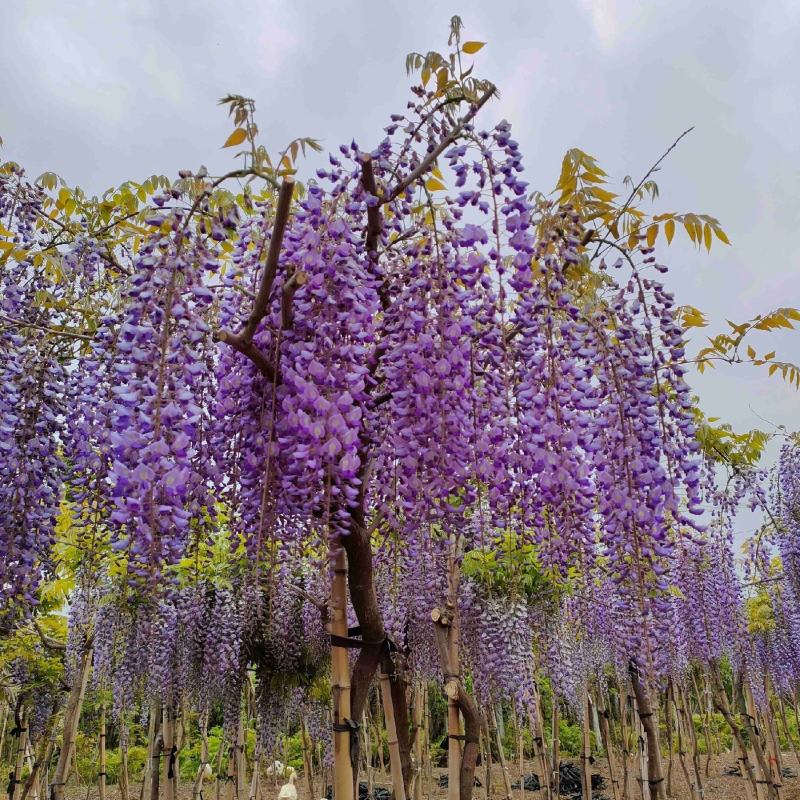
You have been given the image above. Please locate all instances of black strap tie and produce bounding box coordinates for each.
[332,718,360,764]
[167,746,178,779]
[330,630,396,652]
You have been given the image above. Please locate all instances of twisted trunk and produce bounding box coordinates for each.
[628,662,665,800]
[51,646,92,800]
[432,607,481,800]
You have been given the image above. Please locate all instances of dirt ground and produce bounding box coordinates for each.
[64,755,800,800]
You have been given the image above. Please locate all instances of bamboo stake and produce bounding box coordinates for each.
[412,684,423,800]
[512,705,524,800]
[214,733,226,800]
[618,691,631,800]
[482,716,491,800]
[667,684,697,800]
[192,711,210,800]
[331,545,355,800]
[302,722,316,800]
[119,723,130,800]
[529,684,551,800]
[10,708,28,800]
[551,695,560,799]
[595,689,620,800]
[149,699,164,800]
[380,669,407,800]
[490,706,513,800]
[162,703,178,800]
[99,705,107,800]
[677,684,704,800]
[581,690,592,800]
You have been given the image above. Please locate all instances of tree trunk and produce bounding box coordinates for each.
[51,646,93,800]
[628,662,665,800]
[737,678,780,800]
[708,666,761,799]
[432,607,481,800]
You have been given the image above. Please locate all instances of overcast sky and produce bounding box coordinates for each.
[2,0,798,541]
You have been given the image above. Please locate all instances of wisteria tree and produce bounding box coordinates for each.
[4,17,800,800]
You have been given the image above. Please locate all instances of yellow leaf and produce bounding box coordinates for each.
[665,219,675,244]
[421,67,431,86]
[223,128,247,148]
[714,226,730,245]
[746,344,756,359]
[684,222,697,244]
[646,224,658,248]
[590,187,617,203]
[764,351,775,360]
[703,223,712,252]
[425,177,446,192]
[462,41,486,54]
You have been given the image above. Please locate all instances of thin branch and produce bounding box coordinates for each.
[32,621,66,652]
[387,85,496,201]
[217,177,295,381]
[360,156,390,312]
[240,177,295,342]
[593,126,695,260]
[281,269,307,330]
[0,314,95,342]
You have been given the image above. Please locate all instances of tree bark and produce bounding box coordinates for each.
[51,646,93,800]
[432,607,481,800]
[628,661,665,800]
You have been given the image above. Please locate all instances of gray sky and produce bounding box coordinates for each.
[2,0,798,541]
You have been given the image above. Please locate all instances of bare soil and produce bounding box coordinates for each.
[64,754,800,800]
